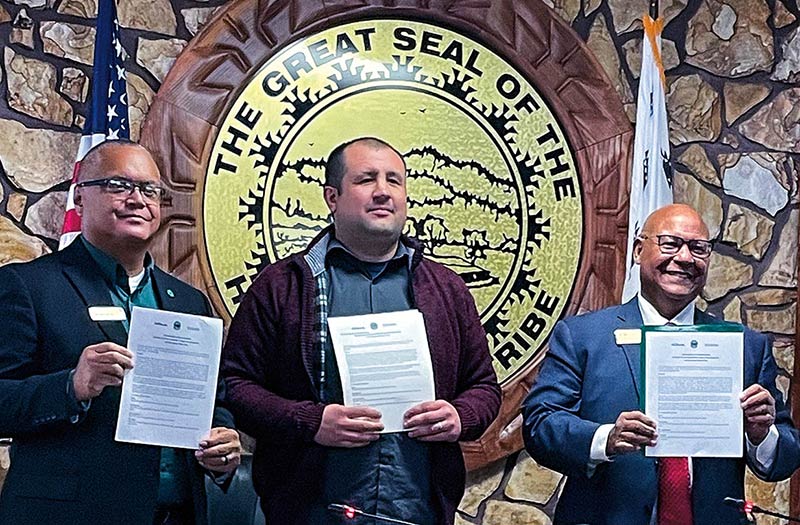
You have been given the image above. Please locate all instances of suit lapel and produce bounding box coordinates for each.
[694,309,715,325]
[61,241,129,345]
[152,268,207,316]
[615,299,645,403]
[152,268,178,312]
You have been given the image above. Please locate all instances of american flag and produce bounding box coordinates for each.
[59,0,129,249]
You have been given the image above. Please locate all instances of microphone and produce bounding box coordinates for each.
[723,497,749,510]
[723,497,757,525]
[327,503,421,525]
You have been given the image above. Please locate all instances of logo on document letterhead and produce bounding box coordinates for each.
[202,19,584,385]
[173,321,181,331]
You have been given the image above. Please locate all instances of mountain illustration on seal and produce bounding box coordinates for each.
[258,145,522,306]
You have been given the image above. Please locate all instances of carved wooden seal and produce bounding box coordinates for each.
[141,0,632,470]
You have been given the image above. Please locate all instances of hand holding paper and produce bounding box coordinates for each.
[313,404,383,448]
[73,342,134,401]
[195,427,242,473]
[404,400,461,442]
[606,410,658,456]
[740,384,776,445]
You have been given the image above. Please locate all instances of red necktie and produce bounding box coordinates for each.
[658,457,693,525]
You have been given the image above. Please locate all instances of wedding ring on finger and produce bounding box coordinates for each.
[222,454,229,466]
[432,422,443,432]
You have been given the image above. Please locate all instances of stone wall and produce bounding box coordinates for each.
[0,0,796,523]
[457,1,799,523]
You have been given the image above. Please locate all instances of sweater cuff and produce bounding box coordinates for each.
[454,402,481,441]
[293,402,326,441]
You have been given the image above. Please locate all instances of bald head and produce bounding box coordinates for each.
[640,204,710,240]
[78,140,159,183]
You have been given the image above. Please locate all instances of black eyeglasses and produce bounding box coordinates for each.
[639,234,714,259]
[76,177,167,202]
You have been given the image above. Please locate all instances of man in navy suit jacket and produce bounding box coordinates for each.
[522,204,800,524]
[0,141,242,525]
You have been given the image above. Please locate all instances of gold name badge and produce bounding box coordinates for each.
[614,328,642,345]
[88,306,126,322]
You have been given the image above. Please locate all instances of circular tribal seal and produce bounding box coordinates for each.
[203,19,583,385]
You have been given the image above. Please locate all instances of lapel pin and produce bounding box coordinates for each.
[167,289,175,298]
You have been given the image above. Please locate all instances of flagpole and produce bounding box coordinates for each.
[621,0,672,301]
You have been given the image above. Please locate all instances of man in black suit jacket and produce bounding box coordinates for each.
[0,140,241,525]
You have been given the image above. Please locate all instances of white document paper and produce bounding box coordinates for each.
[643,326,744,457]
[327,310,436,433]
[115,306,223,449]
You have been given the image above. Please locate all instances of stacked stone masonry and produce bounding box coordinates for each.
[0,1,796,523]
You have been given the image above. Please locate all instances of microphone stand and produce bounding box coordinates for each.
[327,503,421,525]
[749,504,800,523]
[725,497,800,523]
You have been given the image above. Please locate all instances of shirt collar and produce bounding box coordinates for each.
[80,236,154,292]
[325,237,411,272]
[304,226,419,277]
[637,293,695,326]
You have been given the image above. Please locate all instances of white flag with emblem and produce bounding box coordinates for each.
[622,13,673,302]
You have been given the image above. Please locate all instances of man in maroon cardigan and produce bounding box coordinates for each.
[222,137,501,524]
